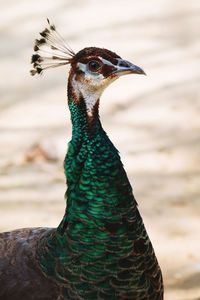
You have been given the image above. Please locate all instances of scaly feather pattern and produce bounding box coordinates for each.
[0,20,163,300]
[37,100,163,299]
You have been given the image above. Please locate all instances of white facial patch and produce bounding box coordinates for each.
[72,72,105,113]
[73,58,117,114]
[77,62,87,73]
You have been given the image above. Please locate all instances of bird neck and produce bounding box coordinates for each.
[56,79,135,234]
[37,79,139,292]
[69,97,102,147]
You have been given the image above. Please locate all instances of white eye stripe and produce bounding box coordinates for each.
[77,58,116,72]
[98,57,115,67]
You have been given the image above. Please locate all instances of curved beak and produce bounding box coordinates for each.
[113,58,146,76]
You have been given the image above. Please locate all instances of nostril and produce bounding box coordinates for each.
[118,60,130,68]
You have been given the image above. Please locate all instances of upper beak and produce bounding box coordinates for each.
[113,59,146,76]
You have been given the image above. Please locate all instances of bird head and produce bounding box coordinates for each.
[70,47,144,95]
[31,20,145,113]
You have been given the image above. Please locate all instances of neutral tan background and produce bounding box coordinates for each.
[0,0,200,299]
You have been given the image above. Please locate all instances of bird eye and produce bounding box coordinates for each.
[88,60,102,72]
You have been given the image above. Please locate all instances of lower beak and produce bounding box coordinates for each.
[113,59,146,76]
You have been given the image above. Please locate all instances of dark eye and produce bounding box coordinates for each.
[88,60,102,72]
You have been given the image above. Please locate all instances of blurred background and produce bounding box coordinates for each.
[0,0,200,299]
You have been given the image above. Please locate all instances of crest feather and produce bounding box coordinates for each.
[30,19,75,76]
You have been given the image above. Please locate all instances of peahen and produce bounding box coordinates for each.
[0,20,164,300]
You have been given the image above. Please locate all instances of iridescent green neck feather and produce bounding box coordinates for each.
[60,97,136,233]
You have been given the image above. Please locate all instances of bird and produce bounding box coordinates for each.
[0,20,164,300]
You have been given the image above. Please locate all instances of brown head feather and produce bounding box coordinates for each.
[70,47,121,68]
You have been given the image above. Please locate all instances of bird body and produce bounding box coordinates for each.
[0,21,163,299]
[0,228,61,300]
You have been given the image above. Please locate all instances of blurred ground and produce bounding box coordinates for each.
[0,0,200,299]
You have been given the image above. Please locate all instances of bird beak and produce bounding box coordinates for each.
[112,58,146,76]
